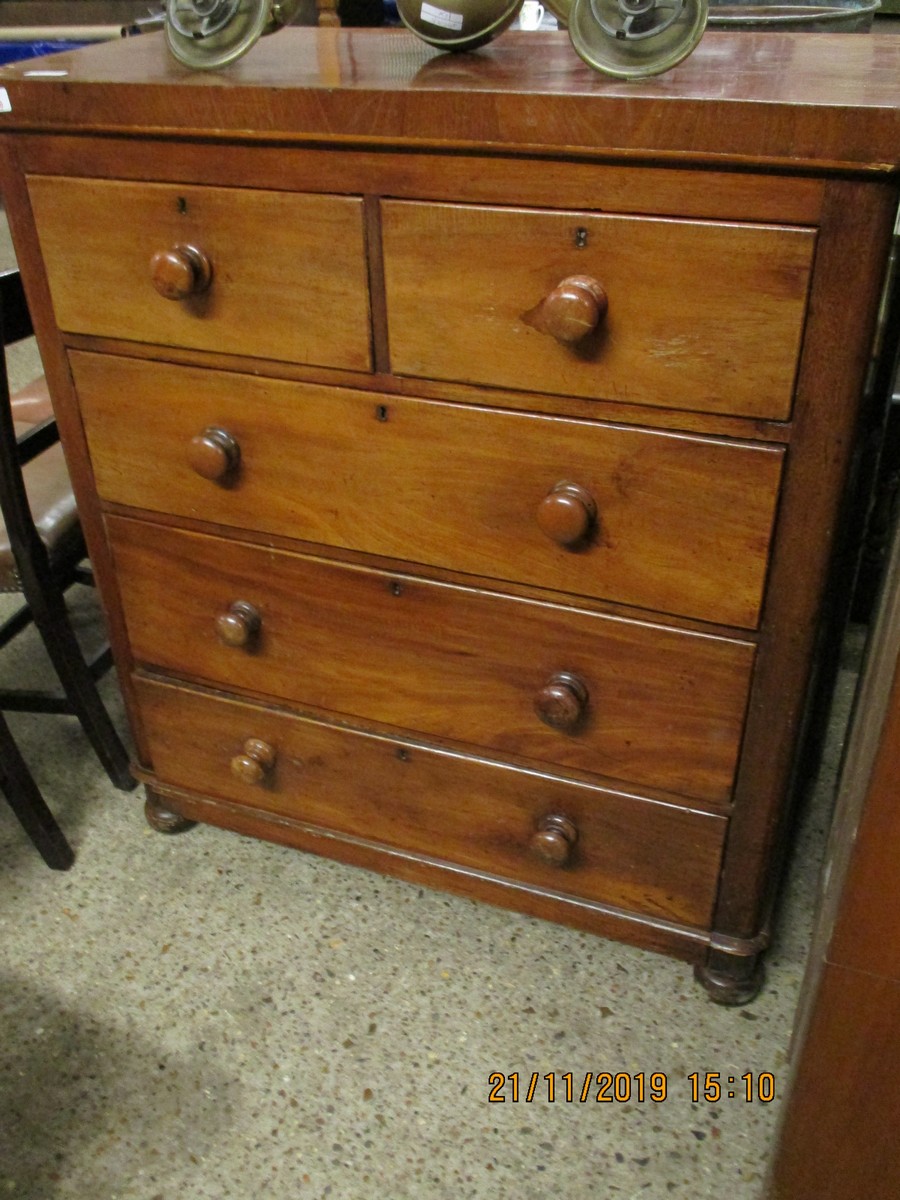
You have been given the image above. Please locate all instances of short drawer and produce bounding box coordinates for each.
[109,517,755,803]
[76,352,784,628]
[135,676,727,928]
[381,201,814,420]
[28,175,371,371]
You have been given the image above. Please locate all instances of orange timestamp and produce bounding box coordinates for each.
[487,1071,776,1104]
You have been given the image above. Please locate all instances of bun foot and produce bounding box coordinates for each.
[144,787,196,835]
[695,947,765,1006]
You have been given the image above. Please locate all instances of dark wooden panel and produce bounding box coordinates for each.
[769,510,900,1194]
[769,965,900,1200]
[826,666,900,975]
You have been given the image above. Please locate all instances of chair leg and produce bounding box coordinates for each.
[29,589,135,792]
[0,711,74,869]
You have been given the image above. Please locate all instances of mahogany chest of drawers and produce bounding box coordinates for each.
[2,28,899,1002]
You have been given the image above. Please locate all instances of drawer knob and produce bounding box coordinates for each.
[230,738,276,785]
[536,481,597,547]
[535,672,589,731]
[216,600,261,648]
[524,274,608,345]
[150,243,212,301]
[188,426,241,482]
[530,814,578,867]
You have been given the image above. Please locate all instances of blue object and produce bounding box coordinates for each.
[0,41,89,66]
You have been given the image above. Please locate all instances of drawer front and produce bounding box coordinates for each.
[135,676,727,928]
[76,353,784,628]
[382,201,814,420]
[110,517,755,803]
[28,176,371,371]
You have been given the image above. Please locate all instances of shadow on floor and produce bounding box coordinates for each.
[0,969,240,1198]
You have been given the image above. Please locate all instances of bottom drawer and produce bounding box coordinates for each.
[135,676,726,929]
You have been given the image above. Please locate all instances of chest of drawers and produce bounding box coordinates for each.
[2,28,899,1003]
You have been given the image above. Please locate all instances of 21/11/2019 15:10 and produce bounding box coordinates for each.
[486,1072,776,1103]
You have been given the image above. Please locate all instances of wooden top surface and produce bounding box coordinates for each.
[1,27,900,171]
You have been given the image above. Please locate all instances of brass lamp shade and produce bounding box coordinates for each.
[165,0,303,69]
[568,0,708,77]
[395,0,524,49]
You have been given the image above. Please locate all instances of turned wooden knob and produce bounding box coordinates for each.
[531,814,578,867]
[230,738,276,785]
[523,275,608,345]
[150,243,212,300]
[216,600,261,648]
[535,672,589,731]
[187,426,240,482]
[536,481,597,547]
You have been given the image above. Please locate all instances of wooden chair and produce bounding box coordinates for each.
[0,266,134,868]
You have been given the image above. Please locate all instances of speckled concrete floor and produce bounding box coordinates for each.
[0,215,860,1199]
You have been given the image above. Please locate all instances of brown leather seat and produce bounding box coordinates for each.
[8,373,53,424]
[0,376,82,593]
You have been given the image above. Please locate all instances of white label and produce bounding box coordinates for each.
[420,2,464,29]
[0,88,11,114]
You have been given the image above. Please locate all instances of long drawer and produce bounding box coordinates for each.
[28,176,372,371]
[381,201,815,420]
[109,517,755,803]
[135,675,727,928]
[75,352,784,628]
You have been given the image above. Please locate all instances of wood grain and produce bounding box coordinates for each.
[134,674,727,928]
[826,624,900,980]
[97,498,762,639]
[383,201,814,419]
[769,533,900,1196]
[0,31,899,171]
[1,28,897,988]
[16,134,825,226]
[27,175,371,371]
[73,351,784,628]
[769,966,900,1200]
[710,178,900,942]
[60,329,795,444]
[108,515,755,803]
